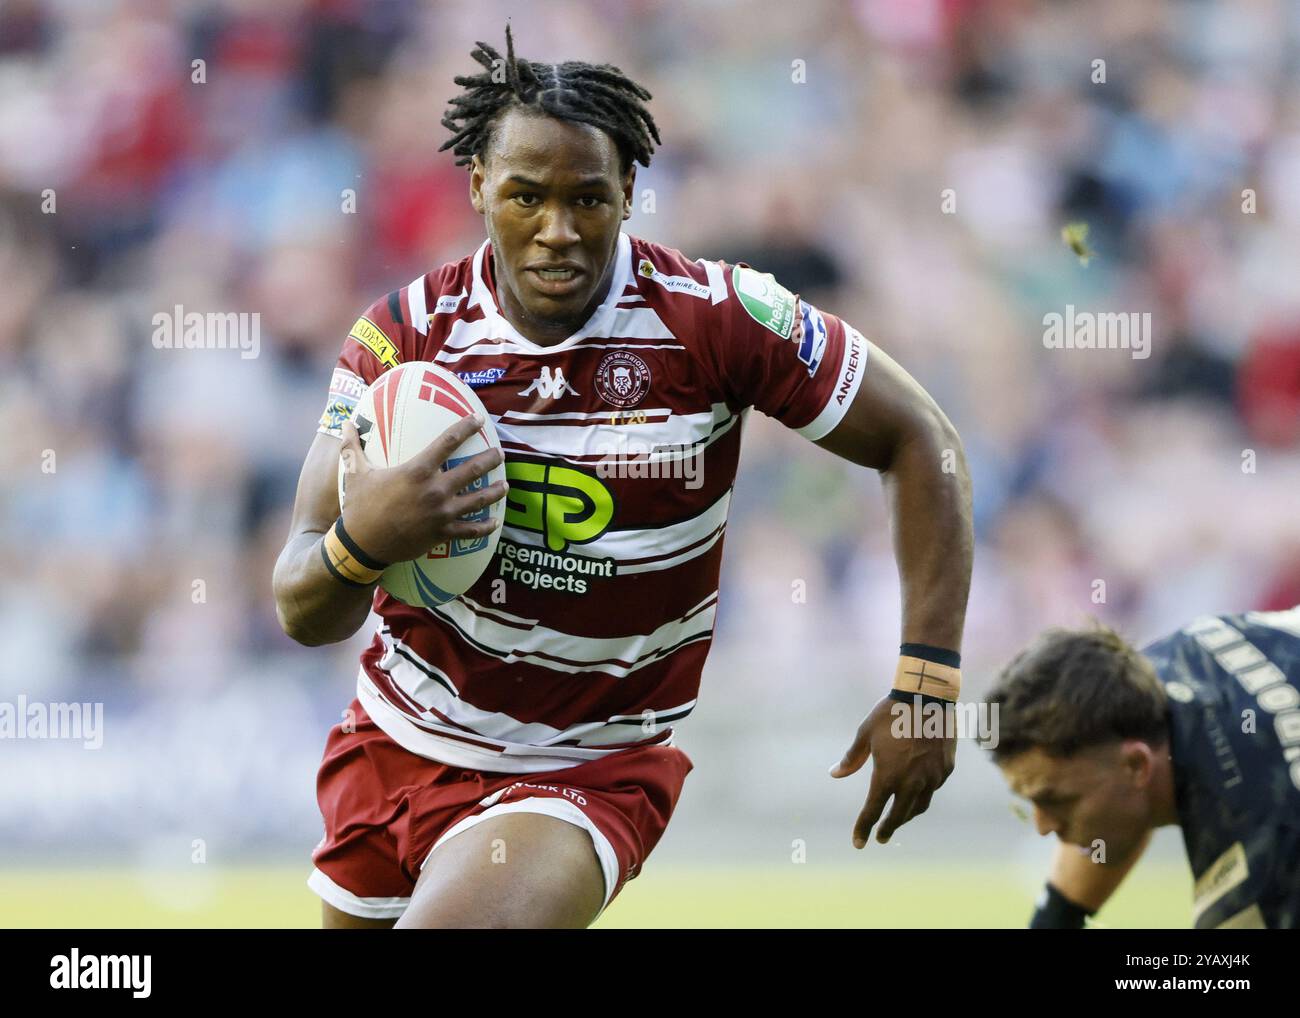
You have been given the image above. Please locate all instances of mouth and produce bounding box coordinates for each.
[526,266,586,297]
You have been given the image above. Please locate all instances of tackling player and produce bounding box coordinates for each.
[985,609,1300,929]
[272,26,974,928]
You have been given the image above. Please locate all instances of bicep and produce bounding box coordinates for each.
[285,432,343,540]
[813,341,953,471]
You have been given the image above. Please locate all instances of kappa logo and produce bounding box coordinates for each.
[518,365,579,399]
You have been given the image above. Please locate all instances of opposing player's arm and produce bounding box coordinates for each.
[1031,832,1153,928]
[819,340,973,846]
[272,418,506,647]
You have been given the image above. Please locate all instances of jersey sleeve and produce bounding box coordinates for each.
[695,258,868,441]
[316,290,411,438]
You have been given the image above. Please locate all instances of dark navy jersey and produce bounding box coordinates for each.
[1142,607,1300,929]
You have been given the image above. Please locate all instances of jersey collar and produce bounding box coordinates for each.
[468,231,632,353]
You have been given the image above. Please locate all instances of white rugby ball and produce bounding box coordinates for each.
[338,361,505,608]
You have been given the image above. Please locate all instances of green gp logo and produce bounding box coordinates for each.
[503,461,615,552]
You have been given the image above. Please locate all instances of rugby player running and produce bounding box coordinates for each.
[273,26,973,928]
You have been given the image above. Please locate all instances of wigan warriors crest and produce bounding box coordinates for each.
[593,350,651,408]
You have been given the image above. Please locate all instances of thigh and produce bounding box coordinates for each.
[322,901,397,929]
[395,810,605,929]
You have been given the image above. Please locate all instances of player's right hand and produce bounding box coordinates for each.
[336,414,507,565]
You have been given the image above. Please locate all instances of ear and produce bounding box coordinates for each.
[622,164,636,222]
[1120,740,1156,786]
[470,154,487,216]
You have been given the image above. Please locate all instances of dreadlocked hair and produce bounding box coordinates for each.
[439,22,660,175]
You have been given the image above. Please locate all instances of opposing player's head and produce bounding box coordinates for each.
[441,24,659,336]
[984,625,1172,860]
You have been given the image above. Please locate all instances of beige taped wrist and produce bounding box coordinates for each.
[892,655,962,702]
[320,518,387,588]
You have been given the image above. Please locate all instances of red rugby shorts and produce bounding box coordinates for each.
[308,698,694,920]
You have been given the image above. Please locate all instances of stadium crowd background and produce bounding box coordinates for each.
[2,0,1299,915]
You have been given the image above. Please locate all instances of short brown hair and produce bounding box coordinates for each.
[985,624,1169,762]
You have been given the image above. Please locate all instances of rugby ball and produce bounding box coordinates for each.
[338,362,505,608]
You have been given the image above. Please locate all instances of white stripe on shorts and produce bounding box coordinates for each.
[307,867,410,920]
[421,796,621,915]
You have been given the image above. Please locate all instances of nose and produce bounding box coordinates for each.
[536,201,580,250]
[1033,805,1061,838]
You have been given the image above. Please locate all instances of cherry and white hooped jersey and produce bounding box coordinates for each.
[317,231,868,772]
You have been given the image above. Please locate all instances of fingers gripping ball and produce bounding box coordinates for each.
[338,362,506,607]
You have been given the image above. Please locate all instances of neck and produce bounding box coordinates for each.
[1148,746,1181,828]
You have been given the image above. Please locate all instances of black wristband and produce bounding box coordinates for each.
[899,643,961,668]
[319,540,371,588]
[1029,882,1093,929]
[887,689,955,709]
[333,517,389,571]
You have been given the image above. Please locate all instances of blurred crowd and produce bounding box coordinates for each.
[2,0,1299,715]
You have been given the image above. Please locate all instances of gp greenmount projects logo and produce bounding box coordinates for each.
[499,461,616,595]
[505,461,614,552]
[497,455,704,594]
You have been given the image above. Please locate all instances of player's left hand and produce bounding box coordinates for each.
[829,694,956,847]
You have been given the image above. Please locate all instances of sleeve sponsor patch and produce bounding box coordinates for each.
[317,367,366,435]
[793,325,868,442]
[733,264,796,338]
[793,300,828,376]
[637,258,712,300]
[347,316,400,369]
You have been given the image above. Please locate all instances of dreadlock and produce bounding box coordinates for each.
[439,22,661,175]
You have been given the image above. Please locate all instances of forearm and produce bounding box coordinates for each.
[880,409,973,652]
[272,530,377,646]
[1048,831,1152,912]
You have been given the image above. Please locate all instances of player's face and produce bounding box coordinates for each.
[999,744,1156,860]
[470,108,634,339]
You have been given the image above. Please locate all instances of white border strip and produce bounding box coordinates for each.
[307,867,410,919]
[407,275,428,335]
[795,325,869,441]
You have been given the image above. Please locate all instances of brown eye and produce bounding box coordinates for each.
[514,194,540,208]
